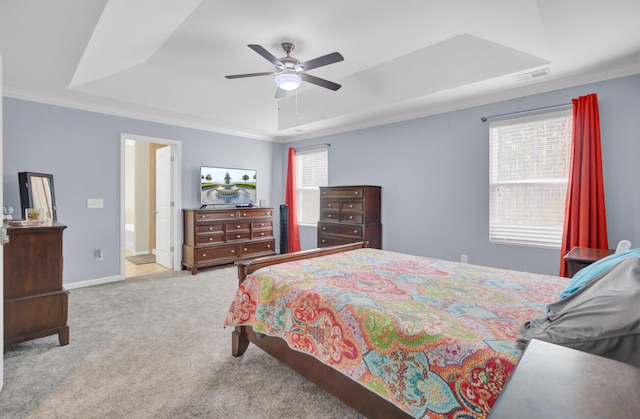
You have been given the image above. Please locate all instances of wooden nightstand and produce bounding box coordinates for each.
[490,339,640,418]
[563,246,614,278]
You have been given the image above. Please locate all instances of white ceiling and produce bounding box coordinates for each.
[1,0,639,142]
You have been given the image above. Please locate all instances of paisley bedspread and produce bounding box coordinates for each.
[224,248,567,418]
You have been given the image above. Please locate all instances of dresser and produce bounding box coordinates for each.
[182,208,276,274]
[3,222,69,348]
[318,186,381,249]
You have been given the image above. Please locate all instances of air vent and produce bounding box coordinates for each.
[513,68,550,82]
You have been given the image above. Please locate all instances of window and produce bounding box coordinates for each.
[296,146,328,225]
[489,110,572,249]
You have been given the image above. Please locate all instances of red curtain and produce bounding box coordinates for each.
[559,93,608,276]
[285,147,301,253]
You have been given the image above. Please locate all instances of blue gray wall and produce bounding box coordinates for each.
[3,98,277,284]
[3,73,639,284]
[282,73,640,276]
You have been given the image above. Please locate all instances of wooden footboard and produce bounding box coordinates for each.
[231,242,412,419]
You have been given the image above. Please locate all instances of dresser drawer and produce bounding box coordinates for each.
[341,201,363,212]
[195,210,237,221]
[226,231,251,242]
[196,224,224,234]
[340,213,363,223]
[239,239,275,256]
[320,187,365,199]
[227,222,251,232]
[251,220,272,229]
[318,235,359,247]
[196,232,224,245]
[251,229,273,240]
[320,211,340,222]
[239,208,273,219]
[321,199,341,210]
[196,245,238,262]
[318,222,363,239]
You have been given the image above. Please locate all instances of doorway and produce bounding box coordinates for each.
[120,134,182,278]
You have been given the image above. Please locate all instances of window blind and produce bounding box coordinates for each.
[296,146,328,225]
[489,110,572,248]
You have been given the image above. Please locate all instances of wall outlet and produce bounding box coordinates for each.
[95,249,103,261]
[461,254,468,264]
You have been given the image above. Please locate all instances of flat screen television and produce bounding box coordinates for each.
[200,166,257,207]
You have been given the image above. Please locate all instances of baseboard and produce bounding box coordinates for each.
[64,275,123,290]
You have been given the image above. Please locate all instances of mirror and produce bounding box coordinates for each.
[18,172,57,221]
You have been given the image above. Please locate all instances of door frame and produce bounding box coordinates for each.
[119,133,182,278]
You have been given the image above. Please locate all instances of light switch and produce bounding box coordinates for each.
[87,198,103,209]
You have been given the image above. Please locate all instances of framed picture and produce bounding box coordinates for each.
[25,208,43,222]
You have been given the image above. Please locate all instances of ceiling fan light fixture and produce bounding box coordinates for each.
[275,73,302,91]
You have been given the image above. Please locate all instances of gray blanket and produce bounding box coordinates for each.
[518,256,640,367]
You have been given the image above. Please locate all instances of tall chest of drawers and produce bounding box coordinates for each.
[182,208,276,274]
[318,186,381,249]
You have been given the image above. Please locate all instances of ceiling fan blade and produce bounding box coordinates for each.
[300,52,344,71]
[275,87,286,99]
[302,74,342,91]
[225,71,274,79]
[248,44,283,67]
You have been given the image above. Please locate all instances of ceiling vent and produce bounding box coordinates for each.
[513,68,550,82]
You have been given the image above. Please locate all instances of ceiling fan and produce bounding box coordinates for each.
[225,42,344,99]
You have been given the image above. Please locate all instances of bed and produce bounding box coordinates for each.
[224,242,567,418]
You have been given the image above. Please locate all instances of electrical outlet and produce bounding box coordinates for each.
[95,249,103,261]
[461,254,468,264]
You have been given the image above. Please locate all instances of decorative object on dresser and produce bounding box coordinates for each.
[318,185,381,249]
[182,208,275,274]
[4,222,69,348]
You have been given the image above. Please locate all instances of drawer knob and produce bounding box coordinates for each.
[230,214,235,217]
[200,215,205,218]
[349,216,353,219]
[260,223,264,226]
[322,191,327,195]
[237,235,241,238]
[349,204,354,208]
[322,227,326,231]
[267,245,271,248]
[208,227,213,231]
[260,232,265,236]
[201,253,207,257]
[243,213,247,216]
[321,239,326,243]
[267,212,271,215]
[237,225,241,228]
[231,249,235,253]
[328,214,332,218]
[328,203,332,207]
[244,248,248,251]
[208,238,213,241]
[354,191,359,195]
[354,230,358,234]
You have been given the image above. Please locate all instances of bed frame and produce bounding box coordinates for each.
[232,242,413,419]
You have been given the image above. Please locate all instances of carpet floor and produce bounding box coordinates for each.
[0,266,362,419]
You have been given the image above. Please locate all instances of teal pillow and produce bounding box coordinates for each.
[560,248,640,299]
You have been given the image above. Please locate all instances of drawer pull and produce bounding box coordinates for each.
[349,216,353,220]
[354,191,359,195]
[229,214,235,217]
[260,223,264,227]
[328,203,332,207]
[237,225,241,228]
[266,212,271,216]
[322,227,326,231]
[243,213,247,217]
[328,214,332,218]
[208,238,213,242]
[200,215,206,218]
[267,245,271,248]
[208,227,213,231]
[321,239,326,243]
[237,235,241,238]
[260,232,265,236]
[354,230,359,234]
[230,249,235,253]
[244,248,248,251]
[349,204,354,208]
[201,253,207,257]
[322,191,327,195]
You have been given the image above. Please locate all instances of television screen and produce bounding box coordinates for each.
[200,166,257,206]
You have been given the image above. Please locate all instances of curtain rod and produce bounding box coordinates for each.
[480,103,572,122]
[294,143,331,151]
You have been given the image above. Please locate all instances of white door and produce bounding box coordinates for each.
[1,54,5,391]
[155,145,172,268]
